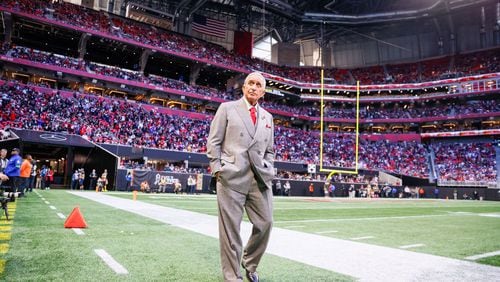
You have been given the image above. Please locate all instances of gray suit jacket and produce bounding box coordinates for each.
[207,98,275,193]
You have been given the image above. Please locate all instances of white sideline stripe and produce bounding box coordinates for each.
[94,249,128,274]
[274,214,447,223]
[71,192,500,282]
[351,236,374,240]
[49,205,56,210]
[282,225,305,229]
[56,213,66,219]
[44,201,50,204]
[72,228,85,235]
[465,250,500,260]
[400,244,425,249]
[316,230,338,234]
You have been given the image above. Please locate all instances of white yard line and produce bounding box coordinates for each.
[56,213,66,219]
[315,230,338,234]
[465,250,500,260]
[94,249,128,274]
[351,236,375,240]
[399,244,425,249]
[72,228,85,235]
[71,192,500,282]
[44,201,50,205]
[49,206,56,210]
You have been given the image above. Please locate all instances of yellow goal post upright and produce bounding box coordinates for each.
[319,69,361,180]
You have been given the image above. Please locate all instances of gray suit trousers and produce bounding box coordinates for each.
[217,177,273,282]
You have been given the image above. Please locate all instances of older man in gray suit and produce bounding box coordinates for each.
[207,72,274,282]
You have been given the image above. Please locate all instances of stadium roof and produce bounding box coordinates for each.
[125,0,495,43]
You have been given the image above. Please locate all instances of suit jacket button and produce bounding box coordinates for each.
[257,151,261,155]
[240,133,244,137]
[265,139,268,142]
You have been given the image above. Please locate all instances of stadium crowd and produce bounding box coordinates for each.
[0,0,497,184]
[3,46,499,122]
[1,0,499,85]
[432,142,497,183]
[0,81,437,178]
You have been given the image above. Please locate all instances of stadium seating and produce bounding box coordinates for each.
[1,0,498,85]
[0,0,498,184]
[432,142,497,184]
[3,46,498,123]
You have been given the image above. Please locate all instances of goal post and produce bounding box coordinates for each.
[319,69,361,179]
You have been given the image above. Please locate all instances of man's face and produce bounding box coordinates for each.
[242,74,265,106]
[0,150,6,158]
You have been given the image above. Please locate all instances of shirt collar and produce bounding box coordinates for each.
[243,97,259,111]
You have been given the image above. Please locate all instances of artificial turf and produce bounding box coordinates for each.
[1,190,353,281]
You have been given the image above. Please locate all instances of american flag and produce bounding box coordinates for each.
[192,14,226,38]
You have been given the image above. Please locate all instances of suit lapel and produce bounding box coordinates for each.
[235,99,256,137]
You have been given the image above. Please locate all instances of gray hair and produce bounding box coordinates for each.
[244,72,266,89]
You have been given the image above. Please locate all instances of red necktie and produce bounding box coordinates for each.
[250,107,256,125]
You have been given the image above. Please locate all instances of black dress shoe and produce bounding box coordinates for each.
[245,270,259,282]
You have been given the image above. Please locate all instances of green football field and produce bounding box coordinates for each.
[1,190,500,281]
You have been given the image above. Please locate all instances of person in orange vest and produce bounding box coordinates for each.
[419,187,425,198]
[309,183,314,196]
[19,154,33,197]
